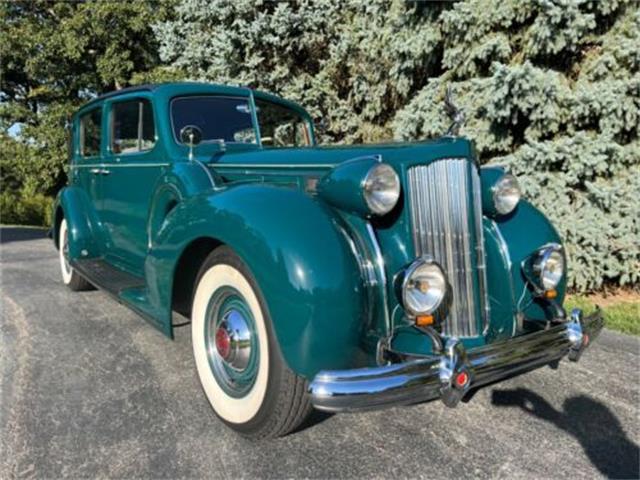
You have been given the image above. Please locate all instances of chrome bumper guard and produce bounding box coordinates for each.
[309,309,604,412]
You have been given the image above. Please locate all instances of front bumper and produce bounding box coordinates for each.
[309,308,604,412]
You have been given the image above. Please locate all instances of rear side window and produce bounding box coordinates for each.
[111,99,155,154]
[80,108,102,157]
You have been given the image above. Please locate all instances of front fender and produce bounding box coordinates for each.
[53,186,105,260]
[148,184,369,379]
[491,200,566,323]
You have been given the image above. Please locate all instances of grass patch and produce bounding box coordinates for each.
[565,293,640,336]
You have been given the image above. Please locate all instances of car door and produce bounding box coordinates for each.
[100,94,165,276]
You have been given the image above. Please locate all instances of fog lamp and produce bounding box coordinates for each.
[402,257,447,317]
[534,246,565,291]
[522,243,565,294]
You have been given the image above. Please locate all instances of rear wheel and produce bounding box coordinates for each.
[58,219,92,291]
[191,246,311,438]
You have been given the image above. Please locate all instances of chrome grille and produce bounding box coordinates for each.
[407,159,489,337]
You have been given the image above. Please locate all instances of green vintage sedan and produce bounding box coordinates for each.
[52,82,603,438]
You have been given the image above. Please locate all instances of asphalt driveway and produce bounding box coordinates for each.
[1,226,639,479]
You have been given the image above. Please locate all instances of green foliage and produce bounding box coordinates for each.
[0,189,53,227]
[152,0,640,291]
[1,0,637,292]
[0,0,176,226]
[154,0,445,143]
[565,294,640,336]
[393,1,639,292]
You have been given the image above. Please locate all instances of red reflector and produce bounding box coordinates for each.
[455,371,469,388]
[215,327,231,359]
[583,334,590,347]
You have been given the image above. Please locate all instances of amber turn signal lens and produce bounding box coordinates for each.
[415,315,434,327]
[544,289,557,299]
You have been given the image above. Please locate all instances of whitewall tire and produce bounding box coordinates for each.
[191,246,311,438]
[192,263,269,423]
[58,219,92,291]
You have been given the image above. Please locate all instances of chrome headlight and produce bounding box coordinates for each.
[533,245,565,291]
[363,163,400,215]
[492,174,521,215]
[402,257,447,316]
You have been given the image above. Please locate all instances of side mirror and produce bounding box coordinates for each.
[180,125,203,146]
[179,125,203,161]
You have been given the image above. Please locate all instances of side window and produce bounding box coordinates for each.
[80,108,102,157]
[255,100,311,147]
[111,99,155,154]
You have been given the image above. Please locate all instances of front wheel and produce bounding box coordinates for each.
[191,246,311,438]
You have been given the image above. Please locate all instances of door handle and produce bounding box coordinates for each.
[100,169,110,176]
[90,168,101,175]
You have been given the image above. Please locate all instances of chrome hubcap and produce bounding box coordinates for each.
[205,287,258,397]
[214,310,252,371]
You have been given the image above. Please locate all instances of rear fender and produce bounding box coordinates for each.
[53,187,105,260]
[146,184,369,379]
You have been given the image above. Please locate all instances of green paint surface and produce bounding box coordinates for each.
[53,82,568,378]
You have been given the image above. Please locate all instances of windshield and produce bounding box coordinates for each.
[171,95,312,147]
[171,96,256,144]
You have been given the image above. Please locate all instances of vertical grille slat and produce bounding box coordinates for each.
[407,159,489,337]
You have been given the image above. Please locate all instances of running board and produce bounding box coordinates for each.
[72,258,144,296]
[71,258,172,337]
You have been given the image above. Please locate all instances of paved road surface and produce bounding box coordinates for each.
[1,227,639,478]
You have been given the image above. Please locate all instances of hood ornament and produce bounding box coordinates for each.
[444,85,464,137]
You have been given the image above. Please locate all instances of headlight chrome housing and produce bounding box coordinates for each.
[363,163,400,215]
[401,257,447,317]
[492,173,521,215]
[533,245,565,291]
[522,243,565,294]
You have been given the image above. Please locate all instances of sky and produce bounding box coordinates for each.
[8,123,22,138]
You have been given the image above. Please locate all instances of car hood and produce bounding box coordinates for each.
[204,137,475,172]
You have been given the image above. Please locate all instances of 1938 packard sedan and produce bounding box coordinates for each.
[52,82,603,438]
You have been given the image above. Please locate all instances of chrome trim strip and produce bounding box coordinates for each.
[491,219,512,272]
[72,163,170,168]
[488,219,517,333]
[247,89,262,147]
[210,163,336,169]
[309,309,604,412]
[338,225,377,287]
[365,223,391,337]
[472,168,490,332]
[407,159,488,337]
[195,159,215,187]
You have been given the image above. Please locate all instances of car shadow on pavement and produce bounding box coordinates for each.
[492,388,640,479]
[291,409,334,435]
[0,226,48,244]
